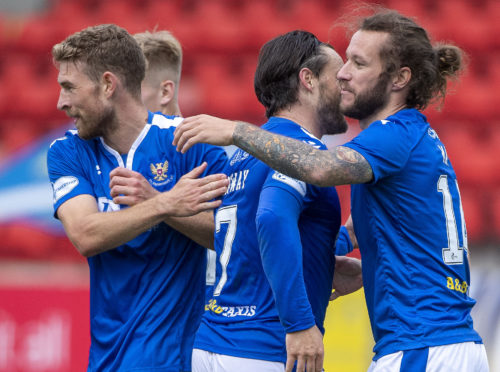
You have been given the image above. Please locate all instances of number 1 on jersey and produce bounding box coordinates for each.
[213,205,237,296]
[438,175,466,265]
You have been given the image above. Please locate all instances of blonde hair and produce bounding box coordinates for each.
[134,30,182,84]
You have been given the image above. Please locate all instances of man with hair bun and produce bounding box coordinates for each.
[174,9,489,371]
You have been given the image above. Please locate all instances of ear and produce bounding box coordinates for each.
[392,66,411,91]
[298,68,315,92]
[102,71,119,98]
[160,80,175,106]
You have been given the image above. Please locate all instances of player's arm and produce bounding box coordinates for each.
[331,216,362,300]
[174,115,373,187]
[330,256,363,301]
[335,216,358,255]
[58,163,227,257]
[109,167,216,249]
[256,185,323,372]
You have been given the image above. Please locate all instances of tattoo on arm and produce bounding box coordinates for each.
[233,121,373,186]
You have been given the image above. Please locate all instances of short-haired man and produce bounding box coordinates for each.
[47,24,228,371]
[134,30,182,116]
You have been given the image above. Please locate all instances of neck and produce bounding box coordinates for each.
[162,102,182,117]
[102,98,149,154]
[275,106,321,138]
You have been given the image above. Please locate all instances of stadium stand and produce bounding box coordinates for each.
[0,0,497,253]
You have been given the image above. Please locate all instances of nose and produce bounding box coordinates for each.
[337,62,351,82]
[56,90,68,111]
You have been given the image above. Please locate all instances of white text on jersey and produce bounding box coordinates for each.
[225,170,249,195]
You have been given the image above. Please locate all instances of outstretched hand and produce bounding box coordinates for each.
[330,256,363,301]
[173,114,236,153]
[158,162,228,217]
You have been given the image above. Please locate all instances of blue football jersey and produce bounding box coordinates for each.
[194,117,341,363]
[343,109,482,360]
[47,112,227,372]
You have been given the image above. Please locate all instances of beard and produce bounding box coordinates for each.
[316,82,348,136]
[76,105,116,140]
[341,73,391,121]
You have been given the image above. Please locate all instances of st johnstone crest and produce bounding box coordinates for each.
[150,161,168,181]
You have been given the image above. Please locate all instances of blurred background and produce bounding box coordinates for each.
[0,0,498,371]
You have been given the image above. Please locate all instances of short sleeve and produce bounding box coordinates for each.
[47,136,95,217]
[343,120,415,183]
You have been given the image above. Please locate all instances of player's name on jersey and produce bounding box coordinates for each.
[225,170,250,195]
[206,299,256,318]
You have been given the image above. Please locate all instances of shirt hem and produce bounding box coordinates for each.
[194,341,285,363]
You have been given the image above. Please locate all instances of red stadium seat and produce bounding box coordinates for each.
[384,0,429,20]
[187,2,244,53]
[432,0,490,54]
[440,125,496,188]
[240,0,288,50]
[441,71,497,122]
[94,0,145,34]
[143,1,181,28]
[13,15,59,54]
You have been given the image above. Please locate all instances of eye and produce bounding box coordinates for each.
[60,82,74,91]
[352,59,364,67]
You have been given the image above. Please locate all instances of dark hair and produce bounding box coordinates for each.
[254,30,333,118]
[360,10,464,109]
[52,24,145,98]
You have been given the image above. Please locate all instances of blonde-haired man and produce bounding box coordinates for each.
[135,30,182,116]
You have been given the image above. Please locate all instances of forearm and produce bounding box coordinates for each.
[233,122,372,186]
[131,187,215,249]
[163,211,215,249]
[66,196,170,257]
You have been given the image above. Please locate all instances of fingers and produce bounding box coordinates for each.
[183,162,208,179]
[287,354,322,372]
[172,114,198,147]
[285,356,296,372]
[109,176,131,192]
[201,179,229,201]
[112,195,138,206]
[306,356,315,372]
[296,357,306,372]
[173,118,199,153]
[330,290,340,301]
[316,347,324,372]
[190,178,228,204]
[194,199,223,213]
[109,167,133,178]
[110,184,129,199]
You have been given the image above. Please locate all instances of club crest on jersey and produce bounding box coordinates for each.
[150,161,168,181]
